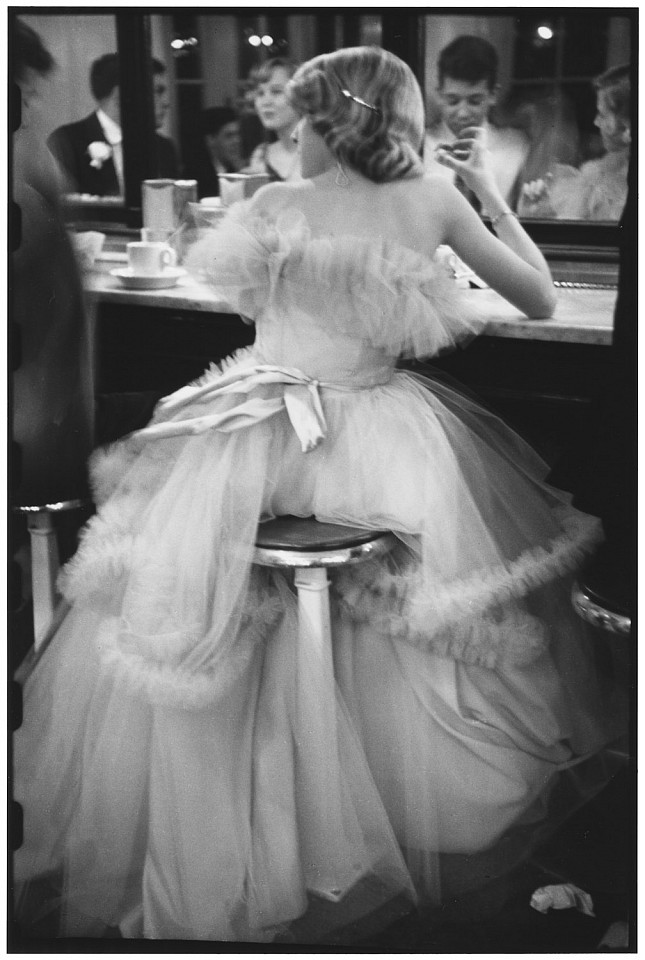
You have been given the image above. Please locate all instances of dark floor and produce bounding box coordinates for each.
[356,764,635,952]
[10,762,634,954]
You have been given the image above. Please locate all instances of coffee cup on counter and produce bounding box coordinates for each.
[127,241,177,276]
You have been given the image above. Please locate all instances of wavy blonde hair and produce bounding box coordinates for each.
[288,46,425,183]
[594,63,631,124]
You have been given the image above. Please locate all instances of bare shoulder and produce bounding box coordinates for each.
[380,175,457,253]
[417,172,457,211]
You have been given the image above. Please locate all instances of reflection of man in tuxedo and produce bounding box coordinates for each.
[424,36,529,212]
[191,107,243,198]
[48,54,179,197]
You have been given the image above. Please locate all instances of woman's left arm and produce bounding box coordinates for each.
[435,129,556,318]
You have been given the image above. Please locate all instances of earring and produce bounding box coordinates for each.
[335,160,350,187]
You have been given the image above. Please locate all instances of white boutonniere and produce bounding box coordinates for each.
[88,141,112,169]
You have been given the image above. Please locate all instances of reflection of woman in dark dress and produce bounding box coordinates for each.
[243,58,301,182]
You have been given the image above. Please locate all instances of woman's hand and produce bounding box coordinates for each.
[517,174,557,218]
[434,126,501,209]
[435,129,557,319]
[521,175,553,204]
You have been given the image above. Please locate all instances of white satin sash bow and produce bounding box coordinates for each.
[133,364,329,453]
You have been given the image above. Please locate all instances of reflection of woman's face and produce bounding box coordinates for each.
[254,67,299,136]
[594,90,629,153]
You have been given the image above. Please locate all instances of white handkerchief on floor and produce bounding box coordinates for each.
[530,884,595,917]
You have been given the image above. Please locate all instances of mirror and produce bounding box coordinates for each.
[17,12,180,226]
[423,13,631,225]
[17,13,124,214]
[17,11,632,232]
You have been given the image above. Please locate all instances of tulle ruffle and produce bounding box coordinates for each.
[186,201,486,359]
[335,508,601,668]
[54,348,604,708]
[95,571,284,709]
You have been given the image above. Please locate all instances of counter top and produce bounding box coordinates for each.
[84,260,616,346]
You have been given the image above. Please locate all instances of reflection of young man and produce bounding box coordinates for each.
[47,54,179,197]
[192,107,243,198]
[424,36,529,211]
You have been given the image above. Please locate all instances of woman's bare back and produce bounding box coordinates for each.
[254,170,452,260]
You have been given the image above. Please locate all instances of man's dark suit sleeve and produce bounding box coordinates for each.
[156,134,180,179]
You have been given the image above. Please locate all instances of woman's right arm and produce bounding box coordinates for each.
[436,128,557,318]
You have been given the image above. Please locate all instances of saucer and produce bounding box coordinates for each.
[110,267,187,290]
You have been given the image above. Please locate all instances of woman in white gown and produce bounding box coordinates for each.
[14,47,623,944]
[518,64,630,222]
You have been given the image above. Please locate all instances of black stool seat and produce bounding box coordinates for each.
[254,516,396,569]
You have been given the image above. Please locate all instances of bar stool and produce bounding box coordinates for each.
[254,516,396,900]
[13,498,91,650]
[571,580,631,637]
[254,516,396,653]
[572,548,632,766]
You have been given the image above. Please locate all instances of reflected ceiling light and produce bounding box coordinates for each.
[248,34,262,47]
[261,34,274,46]
[171,36,198,50]
[537,25,554,40]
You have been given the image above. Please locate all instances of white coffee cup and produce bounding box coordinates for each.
[127,241,177,275]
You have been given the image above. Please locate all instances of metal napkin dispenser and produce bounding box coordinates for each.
[142,179,198,230]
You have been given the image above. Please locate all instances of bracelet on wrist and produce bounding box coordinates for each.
[490,209,519,229]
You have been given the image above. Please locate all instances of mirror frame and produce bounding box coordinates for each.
[65,9,632,262]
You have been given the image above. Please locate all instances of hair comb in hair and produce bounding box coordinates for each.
[340,87,381,114]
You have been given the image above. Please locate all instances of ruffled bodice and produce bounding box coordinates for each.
[187,200,487,385]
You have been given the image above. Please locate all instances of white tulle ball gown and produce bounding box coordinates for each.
[13,201,626,944]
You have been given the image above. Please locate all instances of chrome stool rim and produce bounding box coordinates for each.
[571,581,631,637]
[13,498,90,514]
[254,517,397,568]
[254,532,397,568]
